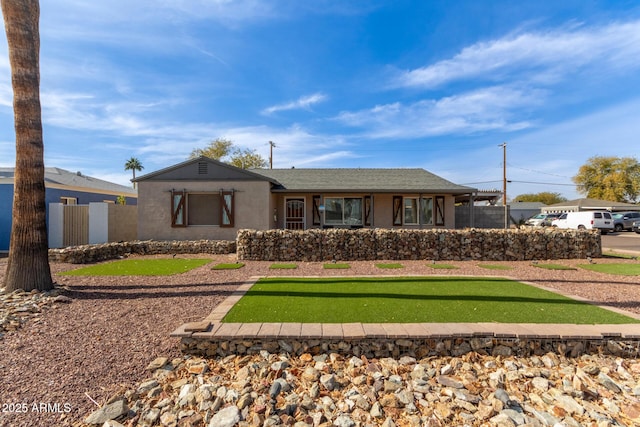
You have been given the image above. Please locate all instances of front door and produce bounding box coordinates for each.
[285,198,305,230]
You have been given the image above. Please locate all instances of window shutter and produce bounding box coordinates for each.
[312,195,321,226]
[364,195,372,226]
[171,190,186,227]
[435,195,445,226]
[393,196,402,226]
[220,190,234,227]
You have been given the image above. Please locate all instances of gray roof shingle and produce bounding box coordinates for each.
[252,168,475,194]
[0,167,137,196]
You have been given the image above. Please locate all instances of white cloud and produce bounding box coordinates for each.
[335,86,544,138]
[261,92,328,115]
[432,97,640,200]
[395,20,640,89]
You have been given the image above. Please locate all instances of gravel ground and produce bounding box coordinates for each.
[0,254,639,426]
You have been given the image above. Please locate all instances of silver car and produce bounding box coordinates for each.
[612,212,640,232]
[525,213,561,227]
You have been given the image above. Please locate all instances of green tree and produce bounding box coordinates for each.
[189,138,233,160]
[512,192,567,205]
[2,0,53,292]
[189,138,267,169]
[572,156,640,203]
[124,157,143,188]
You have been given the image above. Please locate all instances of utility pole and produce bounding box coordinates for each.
[499,142,508,229]
[269,141,276,169]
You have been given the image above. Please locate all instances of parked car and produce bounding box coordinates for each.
[633,220,640,234]
[524,213,561,227]
[551,211,613,234]
[612,212,640,232]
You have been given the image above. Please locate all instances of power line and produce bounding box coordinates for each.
[462,180,503,185]
[510,180,576,186]
[507,164,573,179]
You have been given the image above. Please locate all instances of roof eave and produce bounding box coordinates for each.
[270,188,476,194]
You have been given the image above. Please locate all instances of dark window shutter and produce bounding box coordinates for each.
[171,190,186,227]
[435,195,445,226]
[364,196,372,226]
[312,195,321,226]
[393,196,402,226]
[220,190,234,227]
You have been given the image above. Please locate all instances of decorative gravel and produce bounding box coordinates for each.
[0,254,639,426]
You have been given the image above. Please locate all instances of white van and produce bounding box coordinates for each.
[552,211,614,234]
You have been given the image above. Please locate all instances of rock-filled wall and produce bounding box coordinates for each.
[48,240,236,264]
[47,228,601,264]
[179,336,639,359]
[237,228,601,261]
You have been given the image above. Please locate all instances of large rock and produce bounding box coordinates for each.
[208,405,240,427]
[84,399,128,425]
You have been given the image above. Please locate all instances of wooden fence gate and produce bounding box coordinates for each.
[62,205,89,247]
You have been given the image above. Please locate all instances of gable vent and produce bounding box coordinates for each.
[198,162,208,174]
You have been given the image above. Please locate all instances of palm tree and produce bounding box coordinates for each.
[124,157,143,188]
[2,0,53,292]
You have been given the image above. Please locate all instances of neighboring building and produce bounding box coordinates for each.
[0,167,137,251]
[134,156,477,241]
[510,201,546,225]
[542,198,640,213]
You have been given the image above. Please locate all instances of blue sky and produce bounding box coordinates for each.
[1,0,640,201]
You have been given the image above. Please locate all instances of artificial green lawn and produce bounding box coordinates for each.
[376,263,404,269]
[323,263,351,269]
[428,263,458,269]
[212,262,245,270]
[532,263,577,271]
[222,277,640,324]
[61,258,211,276]
[578,263,640,276]
[603,252,638,260]
[477,264,513,270]
[269,263,298,270]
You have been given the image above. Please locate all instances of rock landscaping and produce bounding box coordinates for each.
[237,228,601,262]
[47,227,602,265]
[48,240,236,264]
[86,350,640,426]
[2,255,639,426]
[0,286,71,338]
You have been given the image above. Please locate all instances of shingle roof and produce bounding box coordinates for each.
[0,167,137,196]
[252,168,475,194]
[546,198,639,210]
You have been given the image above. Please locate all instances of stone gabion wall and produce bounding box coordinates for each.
[237,228,601,261]
[48,239,236,264]
[180,337,639,359]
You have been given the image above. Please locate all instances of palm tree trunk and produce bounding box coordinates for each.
[2,0,53,292]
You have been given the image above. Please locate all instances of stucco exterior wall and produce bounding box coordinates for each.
[137,180,272,241]
[108,204,138,242]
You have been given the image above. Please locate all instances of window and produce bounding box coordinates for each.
[404,198,418,225]
[171,190,234,227]
[393,196,436,226]
[60,197,77,205]
[325,197,363,226]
